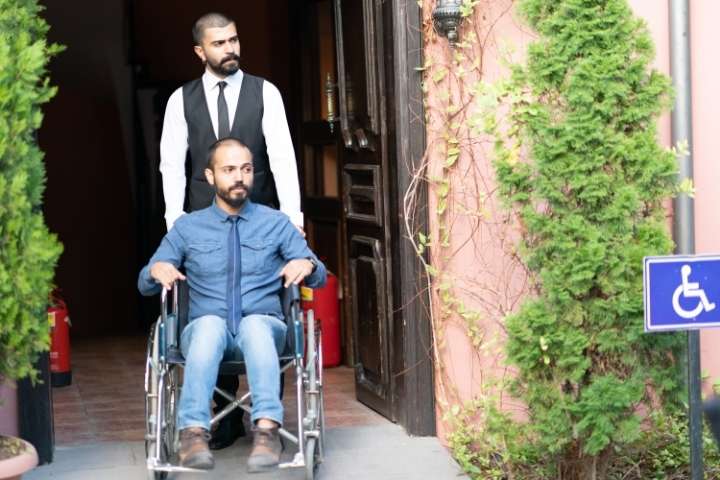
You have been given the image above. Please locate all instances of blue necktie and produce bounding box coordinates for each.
[217,81,230,139]
[227,216,242,335]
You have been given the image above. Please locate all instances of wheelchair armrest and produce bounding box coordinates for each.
[281,284,301,322]
[281,284,304,359]
[160,281,183,348]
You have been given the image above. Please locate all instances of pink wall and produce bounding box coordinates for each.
[425,0,720,438]
[688,1,720,394]
[423,0,532,438]
[631,0,720,396]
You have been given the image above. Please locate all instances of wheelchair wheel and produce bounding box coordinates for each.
[144,322,168,479]
[317,340,326,461]
[304,437,317,480]
[303,310,322,479]
[144,321,160,457]
[163,365,180,459]
[144,322,180,479]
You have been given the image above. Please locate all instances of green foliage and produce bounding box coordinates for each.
[608,409,720,479]
[448,402,720,479]
[0,0,63,383]
[487,0,687,476]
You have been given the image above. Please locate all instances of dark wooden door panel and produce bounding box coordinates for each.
[335,0,395,419]
[349,235,389,411]
[343,164,383,225]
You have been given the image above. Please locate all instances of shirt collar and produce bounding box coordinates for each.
[210,198,255,222]
[202,68,244,91]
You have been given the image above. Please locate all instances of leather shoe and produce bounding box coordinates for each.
[179,427,214,470]
[247,424,283,473]
[209,408,246,450]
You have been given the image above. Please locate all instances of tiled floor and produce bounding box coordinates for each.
[52,336,386,445]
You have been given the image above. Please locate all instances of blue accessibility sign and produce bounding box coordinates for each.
[644,255,720,332]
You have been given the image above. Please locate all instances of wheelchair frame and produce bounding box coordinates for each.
[144,282,325,479]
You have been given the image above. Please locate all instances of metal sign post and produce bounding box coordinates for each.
[669,0,701,477]
[644,254,716,478]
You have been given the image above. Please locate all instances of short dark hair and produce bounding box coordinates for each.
[207,137,252,169]
[192,12,234,45]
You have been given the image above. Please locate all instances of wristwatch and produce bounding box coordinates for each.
[306,257,318,273]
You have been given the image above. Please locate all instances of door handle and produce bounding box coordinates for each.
[341,128,355,149]
[354,128,370,149]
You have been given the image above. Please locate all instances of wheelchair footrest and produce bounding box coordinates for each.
[279,452,306,469]
[147,458,209,474]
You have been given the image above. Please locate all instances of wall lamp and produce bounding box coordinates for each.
[432,0,464,47]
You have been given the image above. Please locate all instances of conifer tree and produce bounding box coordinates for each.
[494,0,684,476]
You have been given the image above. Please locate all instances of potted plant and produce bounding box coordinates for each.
[0,436,38,480]
[0,0,64,477]
[1,380,37,480]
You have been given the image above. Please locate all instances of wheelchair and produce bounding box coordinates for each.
[144,282,325,479]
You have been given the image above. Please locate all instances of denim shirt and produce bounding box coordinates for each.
[138,200,326,321]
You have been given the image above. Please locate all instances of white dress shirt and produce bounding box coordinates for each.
[160,68,303,230]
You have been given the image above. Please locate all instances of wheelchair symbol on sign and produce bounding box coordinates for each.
[672,264,717,319]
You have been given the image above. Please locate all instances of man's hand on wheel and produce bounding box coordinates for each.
[279,259,314,287]
[150,261,186,290]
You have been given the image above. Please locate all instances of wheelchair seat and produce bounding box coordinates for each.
[165,345,296,376]
[164,283,302,374]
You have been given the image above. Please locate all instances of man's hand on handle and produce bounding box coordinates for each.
[279,259,314,288]
[150,261,186,290]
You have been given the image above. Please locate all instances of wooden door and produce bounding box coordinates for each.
[334,0,395,419]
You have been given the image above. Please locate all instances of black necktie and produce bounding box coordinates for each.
[226,216,242,335]
[217,81,230,139]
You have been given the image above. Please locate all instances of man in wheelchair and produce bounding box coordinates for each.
[138,137,326,472]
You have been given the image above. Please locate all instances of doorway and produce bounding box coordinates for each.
[35,0,433,451]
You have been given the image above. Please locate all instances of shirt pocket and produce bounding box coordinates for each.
[240,238,272,275]
[186,242,225,275]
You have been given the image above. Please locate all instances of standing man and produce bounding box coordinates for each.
[159,12,302,450]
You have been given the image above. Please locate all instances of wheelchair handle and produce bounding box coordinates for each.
[287,284,301,303]
[159,281,181,349]
[160,281,179,323]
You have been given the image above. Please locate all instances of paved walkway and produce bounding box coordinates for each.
[34,336,467,479]
[53,338,387,444]
[26,424,467,479]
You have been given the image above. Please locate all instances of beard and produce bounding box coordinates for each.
[207,53,241,77]
[216,181,249,208]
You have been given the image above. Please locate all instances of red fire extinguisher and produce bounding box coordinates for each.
[49,292,72,387]
[301,272,341,367]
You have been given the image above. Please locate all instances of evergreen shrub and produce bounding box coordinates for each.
[0,0,63,383]
[491,0,689,477]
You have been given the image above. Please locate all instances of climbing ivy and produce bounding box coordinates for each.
[0,0,63,384]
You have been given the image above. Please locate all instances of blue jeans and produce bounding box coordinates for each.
[177,314,287,431]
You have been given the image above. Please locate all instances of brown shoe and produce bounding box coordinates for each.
[247,425,283,473]
[179,427,214,470]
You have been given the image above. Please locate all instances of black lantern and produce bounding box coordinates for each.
[432,0,464,47]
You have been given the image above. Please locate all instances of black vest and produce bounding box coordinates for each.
[182,74,279,212]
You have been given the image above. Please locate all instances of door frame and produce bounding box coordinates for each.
[289,0,434,436]
[387,0,435,436]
